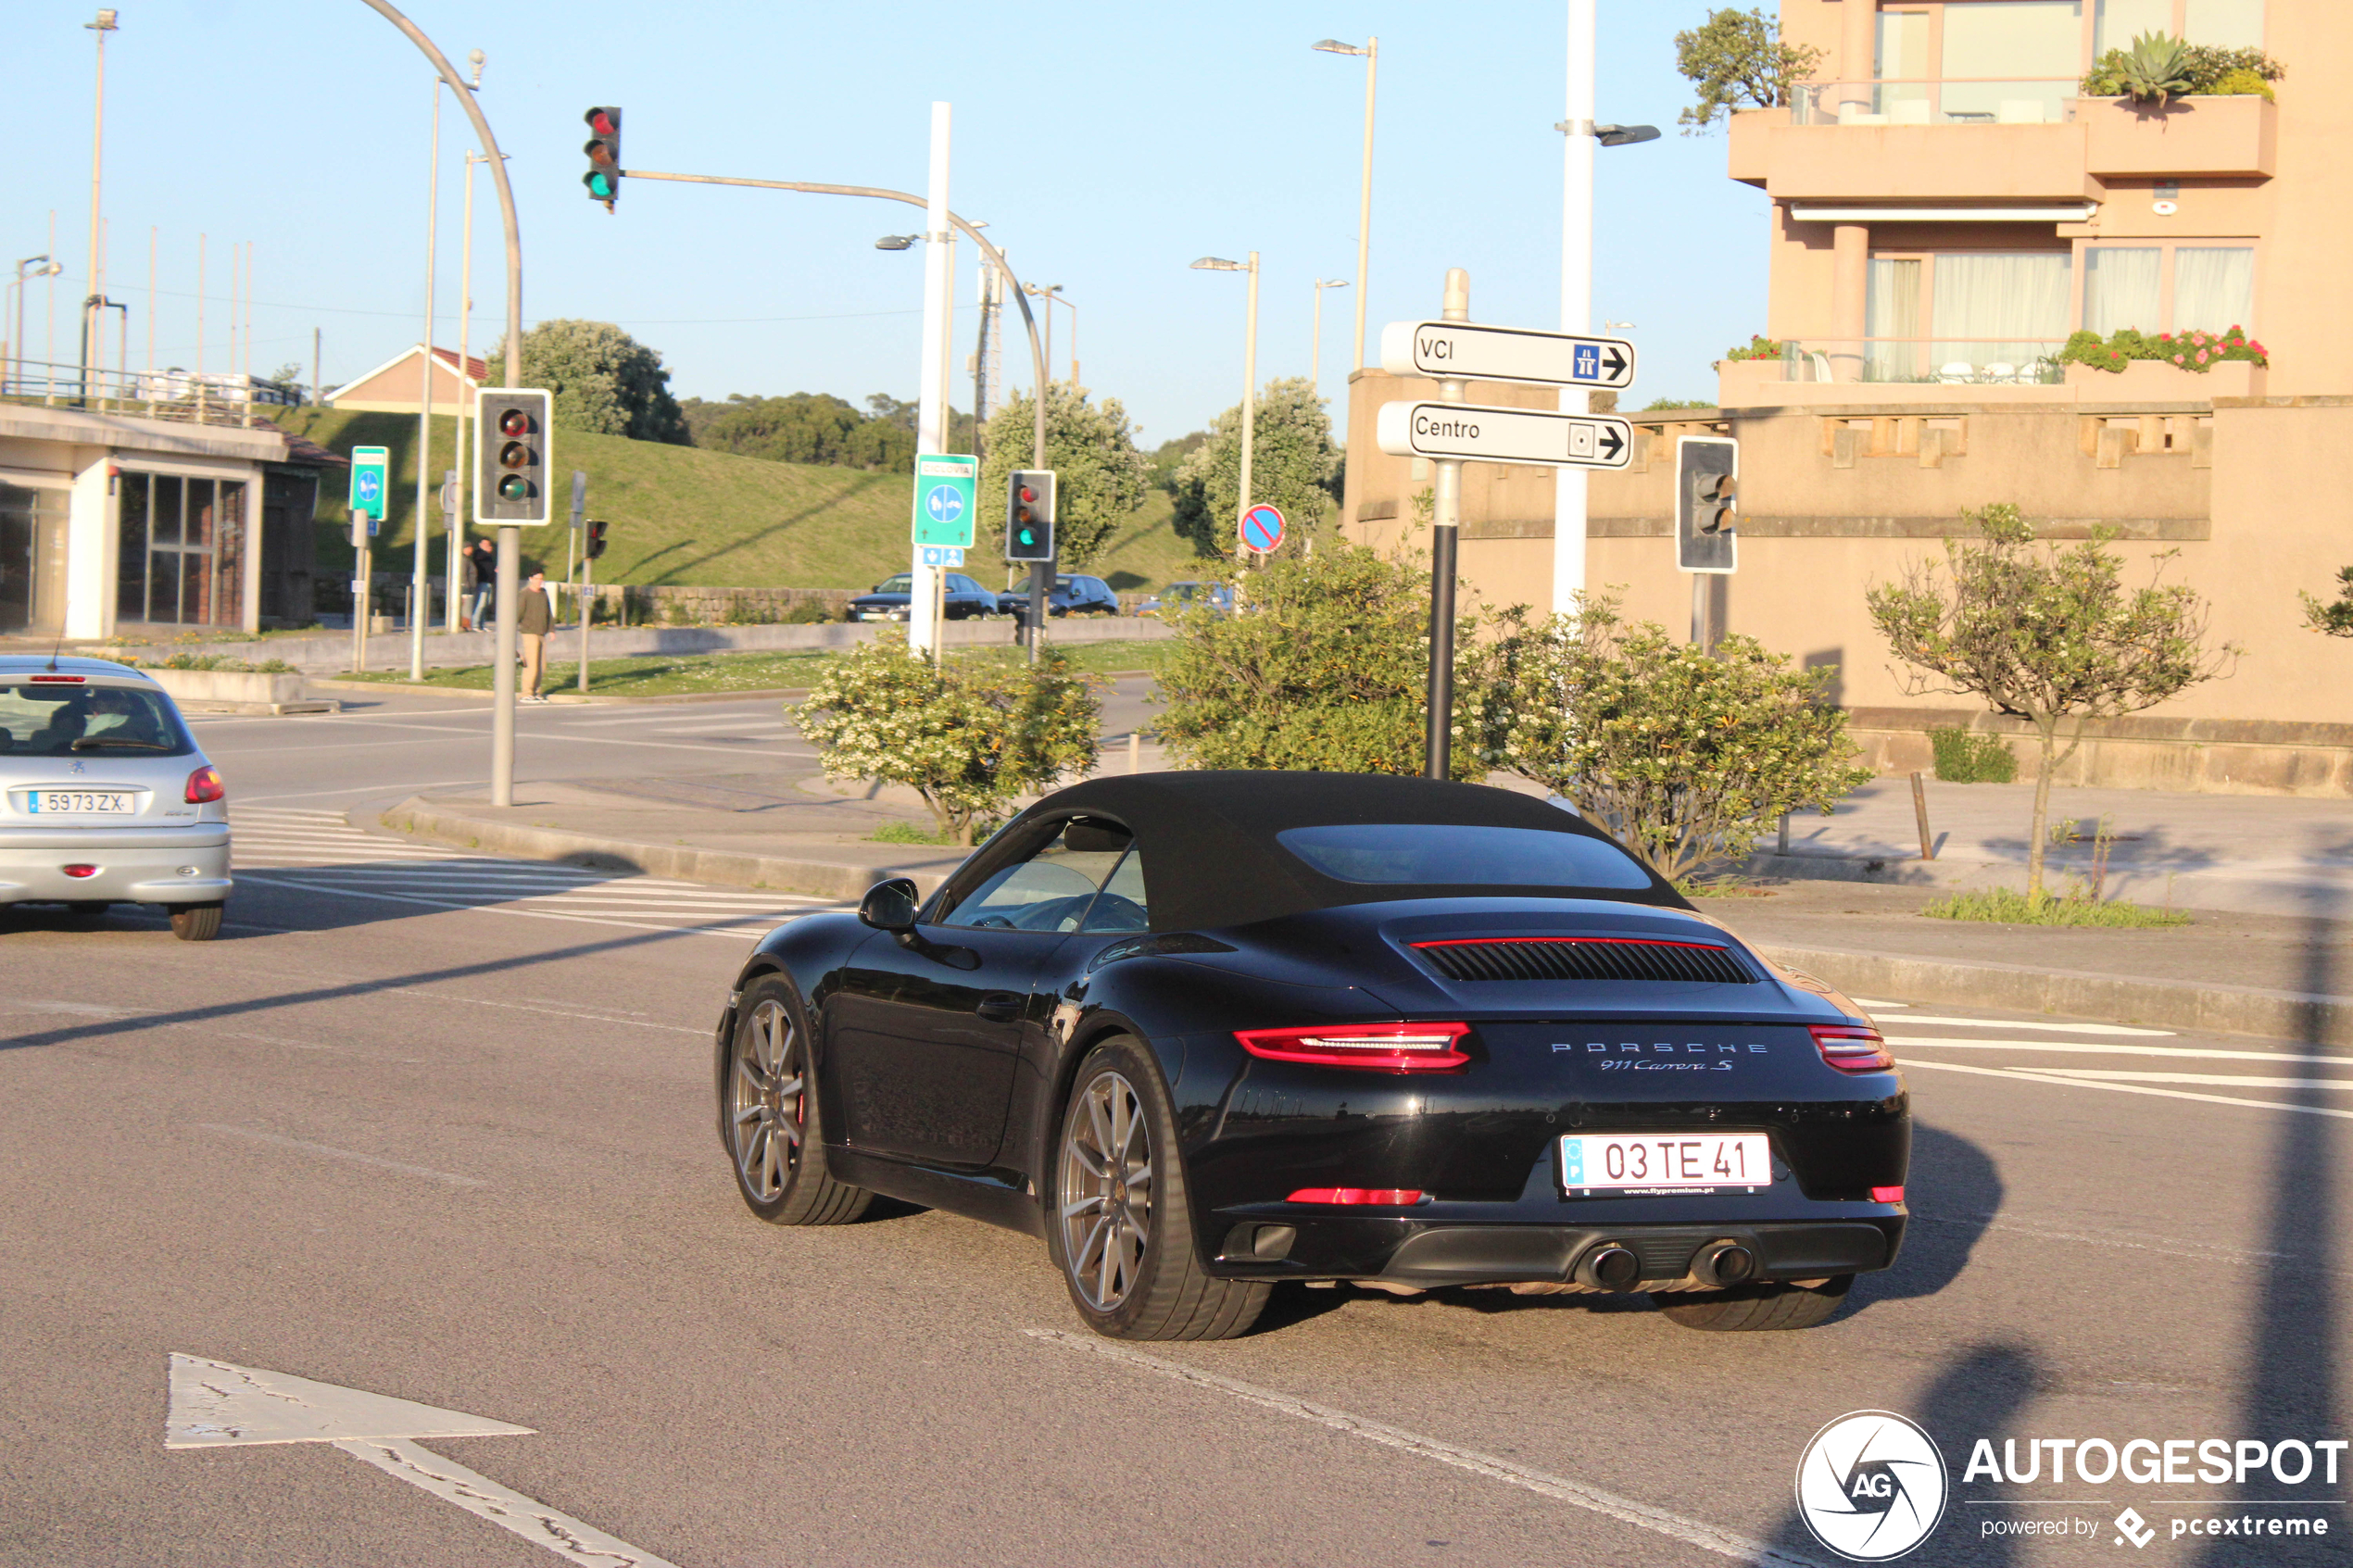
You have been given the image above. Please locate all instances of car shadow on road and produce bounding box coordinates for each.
[1854,1123,2006,1308]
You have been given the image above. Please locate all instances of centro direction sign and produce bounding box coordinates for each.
[1379,320,1636,389]
[1376,401,1632,470]
[911,452,978,547]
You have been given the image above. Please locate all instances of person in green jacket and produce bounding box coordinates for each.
[518,570,553,702]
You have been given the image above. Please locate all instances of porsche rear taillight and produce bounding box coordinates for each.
[1287,1188,1426,1205]
[1810,1022,1893,1073]
[184,766,224,804]
[1235,1022,1470,1073]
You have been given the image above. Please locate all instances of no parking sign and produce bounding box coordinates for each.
[1239,502,1286,554]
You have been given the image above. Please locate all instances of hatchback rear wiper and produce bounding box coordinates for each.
[70,737,173,751]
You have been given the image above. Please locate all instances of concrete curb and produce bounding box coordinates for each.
[310,679,809,707]
[373,798,2349,1047]
[1758,943,2352,1048]
[372,799,961,901]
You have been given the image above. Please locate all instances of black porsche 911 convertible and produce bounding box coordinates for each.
[713,771,1907,1341]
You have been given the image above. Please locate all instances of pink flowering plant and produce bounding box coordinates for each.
[2057,324,2267,374]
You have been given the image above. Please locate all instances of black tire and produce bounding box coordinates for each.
[724,977,870,1225]
[62,901,109,919]
[1048,1035,1268,1341]
[169,902,223,942]
[1655,1274,1854,1331]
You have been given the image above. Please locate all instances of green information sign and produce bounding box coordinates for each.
[911,452,978,548]
[348,445,391,535]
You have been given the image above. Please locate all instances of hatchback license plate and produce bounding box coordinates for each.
[30,791,133,814]
[1560,1133,1771,1195]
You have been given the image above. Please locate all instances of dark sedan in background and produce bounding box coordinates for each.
[713,771,1908,1343]
[996,573,1121,618]
[847,571,1000,621]
[1136,581,1236,618]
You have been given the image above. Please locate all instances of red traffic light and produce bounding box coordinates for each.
[1019,485,1037,503]
[499,408,531,438]
[586,107,617,138]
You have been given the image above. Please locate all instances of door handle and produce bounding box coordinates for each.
[975,992,1025,1022]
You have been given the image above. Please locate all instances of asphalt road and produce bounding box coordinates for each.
[0,697,2343,1567]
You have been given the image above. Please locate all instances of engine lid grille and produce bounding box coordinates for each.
[1412,935,1757,985]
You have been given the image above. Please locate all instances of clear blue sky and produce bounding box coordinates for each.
[10,0,1766,444]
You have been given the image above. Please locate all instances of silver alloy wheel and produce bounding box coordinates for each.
[1059,1069,1154,1311]
[731,999,804,1202]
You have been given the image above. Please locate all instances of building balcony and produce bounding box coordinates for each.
[1730,87,2276,201]
[1719,341,2264,408]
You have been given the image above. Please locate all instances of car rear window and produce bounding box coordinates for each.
[874,574,913,594]
[1277,822,1653,889]
[0,682,192,758]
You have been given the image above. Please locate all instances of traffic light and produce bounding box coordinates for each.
[585,520,609,560]
[1675,435,1738,573]
[1006,470,1056,561]
[583,107,622,210]
[474,388,554,524]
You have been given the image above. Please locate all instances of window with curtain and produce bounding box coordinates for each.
[2172,247,2255,331]
[1867,258,1923,381]
[1943,2,2082,121]
[1930,253,2071,377]
[2183,0,2264,46]
[2084,248,2162,333]
[2095,0,2171,53]
[2096,0,2264,50]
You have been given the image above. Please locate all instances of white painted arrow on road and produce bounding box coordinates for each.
[167,1354,677,1568]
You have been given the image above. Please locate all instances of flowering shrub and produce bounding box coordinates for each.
[1721,335,1784,363]
[2057,325,2266,374]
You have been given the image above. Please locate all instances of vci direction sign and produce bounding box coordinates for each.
[1376,401,1634,470]
[1379,320,1636,389]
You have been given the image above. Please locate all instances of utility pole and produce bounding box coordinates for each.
[82,8,117,404]
[1554,0,1596,615]
[1424,269,1468,781]
[1311,277,1349,401]
[410,75,441,680]
[454,122,485,632]
[908,102,952,661]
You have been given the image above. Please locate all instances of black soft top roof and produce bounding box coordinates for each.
[1027,771,1687,932]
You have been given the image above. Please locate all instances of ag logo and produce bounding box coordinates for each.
[1795,1411,1948,1561]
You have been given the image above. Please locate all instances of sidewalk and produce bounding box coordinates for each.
[371,760,2351,1047]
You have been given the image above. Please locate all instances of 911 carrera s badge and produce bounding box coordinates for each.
[1553,1041,1768,1070]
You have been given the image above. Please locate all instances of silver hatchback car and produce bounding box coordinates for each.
[0,657,232,940]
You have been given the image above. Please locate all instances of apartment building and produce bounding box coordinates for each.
[1343,0,2352,796]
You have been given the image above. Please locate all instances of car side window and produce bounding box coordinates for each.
[940,818,1134,932]
[1077,846,1149,932]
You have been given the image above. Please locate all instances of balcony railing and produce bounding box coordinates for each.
[1791,80,2081,128]
[1777,339,2068,385]
[0,359,301,427]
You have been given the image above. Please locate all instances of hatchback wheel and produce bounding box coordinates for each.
[1050,1035,1267,1340]
[725,979,869,1224]
[169,902,223,942]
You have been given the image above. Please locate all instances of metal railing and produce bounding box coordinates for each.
[1790,80,2082,128]
[1776,339,2070,385]
[0,358,303,427]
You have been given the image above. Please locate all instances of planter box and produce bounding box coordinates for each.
[1716,357,1789,407]
[142,667,331,714]
[2064,358,2266,398]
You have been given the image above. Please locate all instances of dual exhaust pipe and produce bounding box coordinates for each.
[1575,1238,1756,1292]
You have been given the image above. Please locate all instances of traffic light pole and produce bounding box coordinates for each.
[358,0,527,807]
[1425,269,1470,783]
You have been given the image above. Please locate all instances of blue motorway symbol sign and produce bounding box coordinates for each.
[912,452,979,547]
[348,445,390,535]
[1574,343,1599,381]
[1239,502,1287,554]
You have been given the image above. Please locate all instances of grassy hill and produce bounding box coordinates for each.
[269,407,1214,594]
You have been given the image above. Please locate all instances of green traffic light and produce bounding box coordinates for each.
[498,475,529,501]
[585,171,616,199]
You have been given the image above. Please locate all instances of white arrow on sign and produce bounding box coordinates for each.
[1379,320,1636,389]
[166,1354,677,1568]
[1376,401,1633,470]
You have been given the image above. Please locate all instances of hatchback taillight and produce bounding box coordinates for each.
[185,766,225,804]
[1811,1022,1894,1073]
[1235,1022,1470,1073]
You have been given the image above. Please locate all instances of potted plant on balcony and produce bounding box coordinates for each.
[2060,326,2267,395]
[2080,34,2284,105]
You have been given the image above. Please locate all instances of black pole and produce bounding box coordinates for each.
[1027,555,1051,664]
[1425,525,1456,780]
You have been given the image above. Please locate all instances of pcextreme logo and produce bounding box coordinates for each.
[1796,1411,1950,1562]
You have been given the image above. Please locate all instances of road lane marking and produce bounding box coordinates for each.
[1899,1057,2353,1120]
[196,1124,485,1186]
[233,873,773,938]
[1876,1015,2175,1036]
[1908,1213,2305,1271]
[2033,1068,2352,1091]
[1890,1037,2353,1066]
[166,1355,676,1568]
[1025,1327,1825,1568]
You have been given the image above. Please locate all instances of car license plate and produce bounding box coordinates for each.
[1559,1133,1771,1195]
[30,791,134,814]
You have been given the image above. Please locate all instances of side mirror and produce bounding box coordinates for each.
[858,877,921,935]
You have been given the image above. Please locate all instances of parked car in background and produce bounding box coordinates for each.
[848,572,1000,622]
[996,574,1121,619]
[0,657,232,940]
[1136,581,1236,619]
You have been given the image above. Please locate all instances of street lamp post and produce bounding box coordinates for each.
[409,74,441,680]
[1025,283,1068,387]
[1190,253,1259,563]
[8,257,61,395]
[81,8,118,406]
[1312,36,1377,371]
[1310,277,1349,402]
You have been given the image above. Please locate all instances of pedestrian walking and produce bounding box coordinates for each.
[466,537,497,632]
[518,570,553,703]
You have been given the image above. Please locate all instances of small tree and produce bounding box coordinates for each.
[486,319,688,444]
[1169,377,1341,558]
[1674,7,1825,133]
[793,633,1101,845]
[977,384,1151,569]
[1154,541,1484,778]
[2302,567,2353,637]
[1469,595,1870,884]
[1868,505,2239,895]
